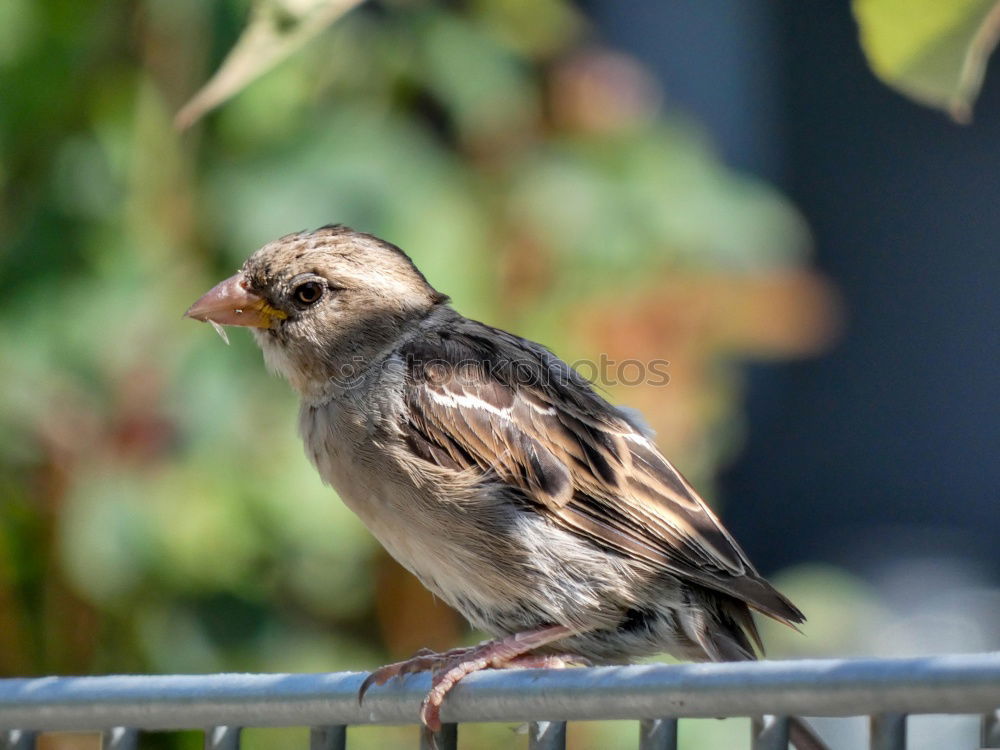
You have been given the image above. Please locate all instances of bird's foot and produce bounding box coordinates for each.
[359,625,577,732]
[418,626,576,731]
[419,649,590,730]
[358,644,478,702]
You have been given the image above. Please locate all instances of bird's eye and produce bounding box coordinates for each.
[294,281,324,306]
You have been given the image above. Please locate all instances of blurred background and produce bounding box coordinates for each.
[0,1,997,748]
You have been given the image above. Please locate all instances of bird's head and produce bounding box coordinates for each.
[186,225,446,399]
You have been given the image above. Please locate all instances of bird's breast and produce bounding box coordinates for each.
[299,400,381,515]
[297,398,545,621]
[295,396,648,641]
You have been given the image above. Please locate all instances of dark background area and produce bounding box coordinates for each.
[589,0,1000,579]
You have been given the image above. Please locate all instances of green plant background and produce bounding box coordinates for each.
[0,1,878,747]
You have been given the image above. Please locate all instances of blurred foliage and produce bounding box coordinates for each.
[0,0,843,747]
[174,0,366,130]
[853,0,1000,122]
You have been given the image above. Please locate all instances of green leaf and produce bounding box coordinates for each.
[175,0,367,130]
[853,0,1000,122]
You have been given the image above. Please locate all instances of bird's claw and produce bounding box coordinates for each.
[358,645,477,703]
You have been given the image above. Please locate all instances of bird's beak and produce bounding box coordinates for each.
[185,272,287,329]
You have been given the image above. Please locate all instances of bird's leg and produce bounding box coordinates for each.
[359,625,576,730]
[414,647,591,740]
[418,625,574,731]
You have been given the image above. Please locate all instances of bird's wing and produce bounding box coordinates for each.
[398,323,804,626]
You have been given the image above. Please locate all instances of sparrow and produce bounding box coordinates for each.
[186,225,805,732]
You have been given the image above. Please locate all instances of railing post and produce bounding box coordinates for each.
[206,726,241,750]
[3,731,37,750]
[639,718,678,750]
[103,727,138,750]
[753,715,789,750]
[309,726,346,750]
[420,723,456,750]
[870,713,906,750]
[529,721,567,750]
[983,710,1000,748]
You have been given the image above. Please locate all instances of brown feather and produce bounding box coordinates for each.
[399,322,805,630]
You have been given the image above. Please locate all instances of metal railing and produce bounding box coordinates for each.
[1,653,999,749]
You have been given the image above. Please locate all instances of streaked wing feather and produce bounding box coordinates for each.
[400,327,804,626]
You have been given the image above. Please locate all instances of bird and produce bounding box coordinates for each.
[186,224,806,733]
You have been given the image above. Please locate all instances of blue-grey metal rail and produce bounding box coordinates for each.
[0,653,998,749]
